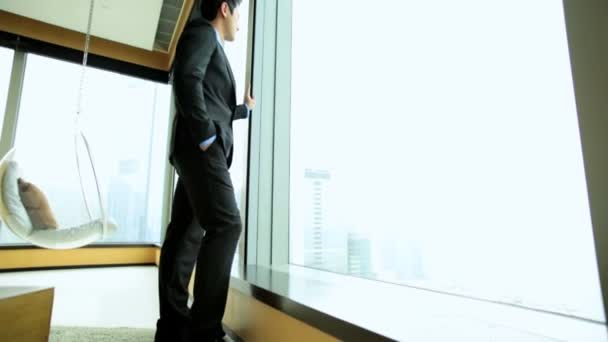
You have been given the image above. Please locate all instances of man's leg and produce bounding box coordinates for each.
[178,141,242,340]
[156,178,204,342]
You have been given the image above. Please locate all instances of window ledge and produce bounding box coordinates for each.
[230,265,608,342]
[230,265,392,341]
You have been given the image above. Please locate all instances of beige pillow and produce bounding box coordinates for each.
[2,161,34,235]
[17,178,58,230]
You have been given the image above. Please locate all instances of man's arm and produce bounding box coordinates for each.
[173,27,218,148]
[233,84,256,120]
[233,104,249,120]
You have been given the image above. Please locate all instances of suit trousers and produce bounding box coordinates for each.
[156,137,242,341]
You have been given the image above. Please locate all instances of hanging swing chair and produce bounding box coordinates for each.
[0,0,116,249]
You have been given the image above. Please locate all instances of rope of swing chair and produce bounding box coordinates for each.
[74,0,105,230]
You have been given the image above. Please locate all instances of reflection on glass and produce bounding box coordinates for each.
[289,0,604,322]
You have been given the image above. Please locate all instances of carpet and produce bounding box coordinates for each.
[50,326,237,342]
[50,326,155,342]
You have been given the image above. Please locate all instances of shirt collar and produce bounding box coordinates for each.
[213,27,224,47]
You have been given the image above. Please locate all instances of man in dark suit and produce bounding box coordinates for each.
[155,0,255,341]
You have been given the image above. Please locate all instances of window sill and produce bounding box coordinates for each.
[0,245,160,271]
[0,243,160,250]
[230,265,607,342]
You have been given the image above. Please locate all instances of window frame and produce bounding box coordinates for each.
[561,0,608,323]
[0,48,25,158]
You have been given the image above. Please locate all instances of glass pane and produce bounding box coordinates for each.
[223,0,251,270]
[0,47,14,137]
[288,0,604,322]
[0,54,171,245]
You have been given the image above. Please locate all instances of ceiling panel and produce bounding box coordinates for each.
[154,0,184,51]
[0,0,163,51]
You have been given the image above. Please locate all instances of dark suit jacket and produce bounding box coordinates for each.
[169,18,248,168]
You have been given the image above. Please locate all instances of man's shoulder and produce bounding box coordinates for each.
[186,18,214,33]
[179,19,216,47]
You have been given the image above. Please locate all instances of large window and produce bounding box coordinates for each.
[0,47,14,135]
[288,0,604,322]
[0,54,171,245]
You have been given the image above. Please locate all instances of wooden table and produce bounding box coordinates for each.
[0,287,54,342]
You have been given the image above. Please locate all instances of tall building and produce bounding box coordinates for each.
[377,236,424,282]
[347,232,374,278]
[303,169,330,269]
[302,168,348,272]
[106,159,146,241]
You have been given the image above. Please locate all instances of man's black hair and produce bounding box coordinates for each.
[200,0,242,21]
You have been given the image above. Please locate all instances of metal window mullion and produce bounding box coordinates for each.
[247,0,278,267]
[562,0,608,322]
[245,0,265,266]
[270,0,292,267]
[0,50,27,157]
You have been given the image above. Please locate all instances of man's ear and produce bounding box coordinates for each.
[220,2,230,18]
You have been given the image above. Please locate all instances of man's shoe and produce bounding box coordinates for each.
[155,318,190,342]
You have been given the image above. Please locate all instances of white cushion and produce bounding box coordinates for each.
[0,155,118,249]
[2,161,34,236]
[28,218,117,250]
